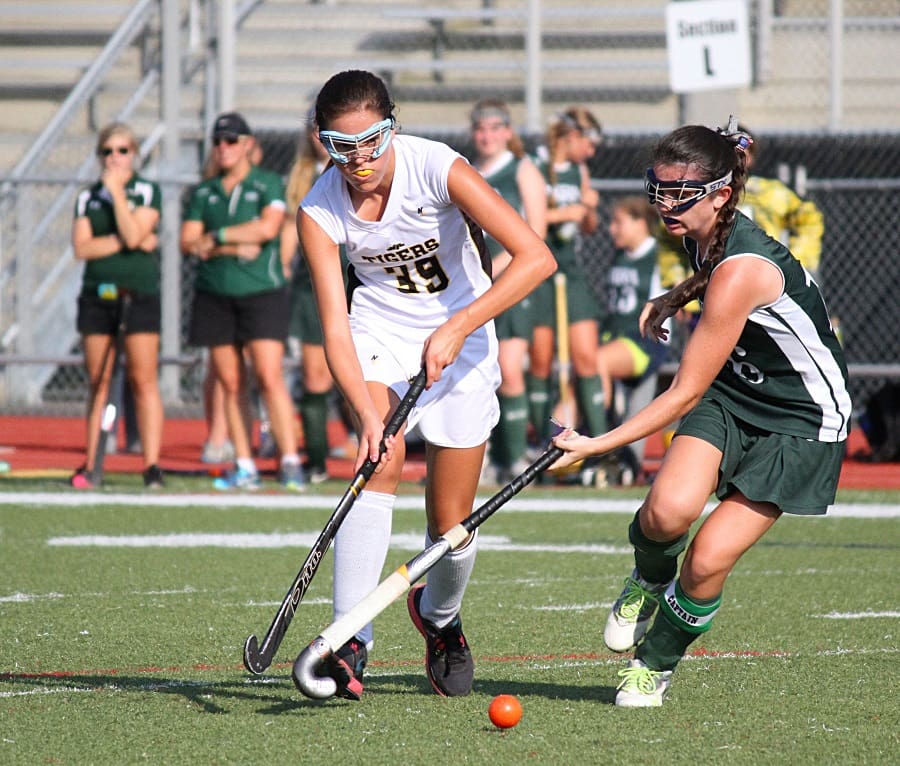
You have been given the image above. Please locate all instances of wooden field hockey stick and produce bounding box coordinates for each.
[553,271,577,428]
[88,290,132,486]
[242,368,428,675]
[292,442,563,699]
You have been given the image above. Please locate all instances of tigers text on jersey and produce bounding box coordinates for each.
[301,135,494,345]
[689,213,851,442]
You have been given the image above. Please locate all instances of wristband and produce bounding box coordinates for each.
[214,227,226,245]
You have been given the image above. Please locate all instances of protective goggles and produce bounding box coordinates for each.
[644,168,732,213]
[318,118,395,165]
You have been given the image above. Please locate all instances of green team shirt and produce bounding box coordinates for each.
[604,239,662,343]
[73,174,161,295]
[480,151,523,258]
[185,165,286,296]
[533,154,582,273]
[689,213,851,442]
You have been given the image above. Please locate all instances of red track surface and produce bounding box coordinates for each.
[0,415,896,490]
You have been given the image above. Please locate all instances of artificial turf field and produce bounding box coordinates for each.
[1,478,897,765]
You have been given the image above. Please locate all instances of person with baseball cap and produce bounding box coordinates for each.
[181,111,306,491]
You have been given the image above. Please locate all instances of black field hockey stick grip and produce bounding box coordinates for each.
[292,443,563,699]
[88,292,132,486]
[243,368,427,675]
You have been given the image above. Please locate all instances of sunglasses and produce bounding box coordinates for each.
[318,118,394,165]
[100,146,131,157]
[213,134,241,147]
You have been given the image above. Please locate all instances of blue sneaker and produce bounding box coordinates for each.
[213,466,260,491]
[279,461,307,491]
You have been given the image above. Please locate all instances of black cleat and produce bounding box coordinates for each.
[407,584,474,697]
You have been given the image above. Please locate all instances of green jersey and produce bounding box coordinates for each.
[534,154,582,273]
[604,238,662,342]
[186,165,286,296]
[689,213,851,442]
[480,150,523,258]
[73,174,161,295]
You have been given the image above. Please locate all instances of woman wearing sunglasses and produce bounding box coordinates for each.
[71,121,164,489]
[181,111,305,491]
[551,118,851,707]
[298,70,555,700]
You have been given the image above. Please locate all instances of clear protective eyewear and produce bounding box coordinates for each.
[644,168,732,214]
[318,118,395,165]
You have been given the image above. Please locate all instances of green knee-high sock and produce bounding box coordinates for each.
[496,393,528,469]
[575,374,607,436]
[636,579,721,671]
[527,374,552,442]
[628,510,689,585]
[300,391,329,471]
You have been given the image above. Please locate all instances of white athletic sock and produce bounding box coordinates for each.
[332,489,395,648]
[419,529,478,629]
[236,457,257,474]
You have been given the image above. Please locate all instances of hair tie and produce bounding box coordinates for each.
[717,114,753,153]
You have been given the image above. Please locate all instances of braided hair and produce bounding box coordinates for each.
[650,117,753,314]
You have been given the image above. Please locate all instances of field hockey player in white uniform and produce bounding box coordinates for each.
[299,70,556,699]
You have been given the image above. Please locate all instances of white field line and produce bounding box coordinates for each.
[1,492,899,517]
[814,611,900,619]
[45,530,631,555]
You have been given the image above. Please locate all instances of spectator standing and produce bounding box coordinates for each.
[468,98,548,482]
[181,112,305,490]
[530,107,606,446]
[70,121,164,489]
[280,118,344,483]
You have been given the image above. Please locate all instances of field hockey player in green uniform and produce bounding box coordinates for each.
[595,195,668,483]
[531,108,606,447]
[551,118,851,707]
[469,98,547,482]
[71,121,165,489]
[181,112,305,491]
[281,119,347,484]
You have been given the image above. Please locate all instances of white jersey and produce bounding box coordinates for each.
[301,134,500,447]
[302,135,494,343]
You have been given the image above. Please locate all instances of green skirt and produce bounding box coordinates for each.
[677,398,847,515]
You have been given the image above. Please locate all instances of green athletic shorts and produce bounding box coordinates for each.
[289,283,324,345]
[532,270,601,329]
[677,398,847,515]
[495,294,536,341]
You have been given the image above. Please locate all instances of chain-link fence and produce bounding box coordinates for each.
[1,0,898,418]
[14,127,900,419]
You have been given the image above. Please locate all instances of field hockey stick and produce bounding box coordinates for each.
[554,272,576,428]
[292,442,563,699]
[88,291,132,486]
[243,368,428,675]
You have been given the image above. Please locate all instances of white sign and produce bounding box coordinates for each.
[666,0,752,93]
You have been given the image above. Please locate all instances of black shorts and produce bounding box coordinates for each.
[189,287,290,347]
[77,290,161,335]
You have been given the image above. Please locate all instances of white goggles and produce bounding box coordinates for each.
[318,118,394,165]
[645,168,732,213]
